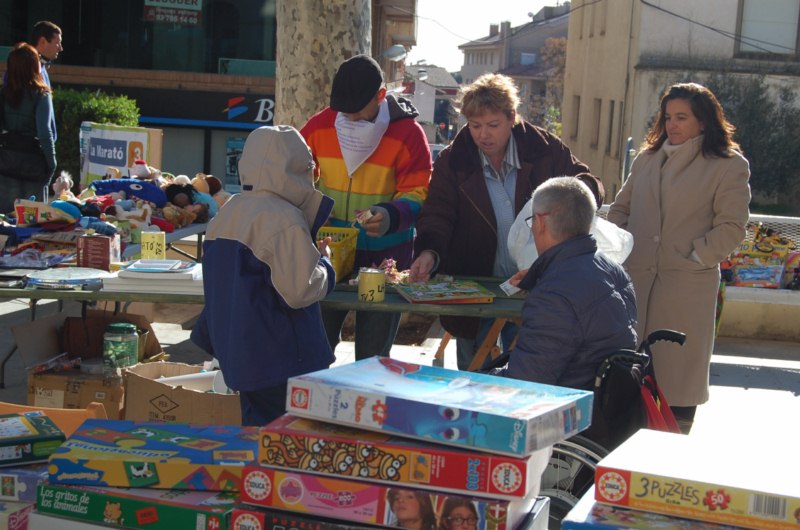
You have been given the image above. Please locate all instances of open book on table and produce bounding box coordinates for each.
[394,278,495,304]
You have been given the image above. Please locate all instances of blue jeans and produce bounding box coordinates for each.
[455,318,519,371]
[322,308,401,361]
[239,381,288,426]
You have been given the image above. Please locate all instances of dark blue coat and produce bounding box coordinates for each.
[504,234,638,390]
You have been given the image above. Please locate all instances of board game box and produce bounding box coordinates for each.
[595,430,800,530]
[285,357,592,457]
[239,465,535,530]
[258,414,549,500]
[0,499,34,530]
[563,486,738,529]
[47,419,258,490]
[231,497,551,530]
[0,463,49,502]
[0,413,65,467]
[37,483,237,530]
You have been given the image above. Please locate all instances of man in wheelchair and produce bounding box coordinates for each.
[499,176,638,392]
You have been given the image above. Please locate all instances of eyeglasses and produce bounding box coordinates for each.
[525,212,549,228]
[446,516,478,526]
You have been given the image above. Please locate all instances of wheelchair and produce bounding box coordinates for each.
[533,330,686,528]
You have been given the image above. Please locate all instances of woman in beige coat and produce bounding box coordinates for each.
[608,83,750,433]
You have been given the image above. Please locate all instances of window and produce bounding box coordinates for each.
[571,95,581,139]
[605,100,616,155]
[521,52,537,65]
[738,0,800,56]
[590,98,602,149]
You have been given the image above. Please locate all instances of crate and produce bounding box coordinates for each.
[318,227,358,281]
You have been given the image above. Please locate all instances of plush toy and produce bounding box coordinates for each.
[173,174,192,186]
[106,167,122,179]
[51,172,77,201]
[165,183,195,207]
[161,204,196,228]
[92,178,168,207]
[196,173,232,208]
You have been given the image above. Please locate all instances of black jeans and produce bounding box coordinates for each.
[322,307,401,361]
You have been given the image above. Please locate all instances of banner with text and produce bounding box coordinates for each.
[79,122,163,188]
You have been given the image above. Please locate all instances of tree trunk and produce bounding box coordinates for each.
[275,0,372,127]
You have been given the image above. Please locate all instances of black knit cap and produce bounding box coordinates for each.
[329,54,384,113]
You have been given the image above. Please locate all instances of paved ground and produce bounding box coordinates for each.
[1,297,799,447]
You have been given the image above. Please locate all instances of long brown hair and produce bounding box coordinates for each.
[642,82,740,158]
[4,42,50,108]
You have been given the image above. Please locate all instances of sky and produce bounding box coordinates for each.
[405,0,555,72]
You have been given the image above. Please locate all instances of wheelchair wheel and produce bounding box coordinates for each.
[540,434,608,530]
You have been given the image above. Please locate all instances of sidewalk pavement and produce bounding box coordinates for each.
[1,298,798,446]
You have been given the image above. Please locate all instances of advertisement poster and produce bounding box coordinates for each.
[79,122,163,187]
[143,0,203,26]
[225,137,245,193]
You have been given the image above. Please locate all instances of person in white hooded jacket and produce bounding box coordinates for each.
[191,125,336,425]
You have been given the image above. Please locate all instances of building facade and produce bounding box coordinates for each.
[0,0,416,188]
[562,0,800,200]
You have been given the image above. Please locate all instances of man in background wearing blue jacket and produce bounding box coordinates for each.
[191,125,336,425]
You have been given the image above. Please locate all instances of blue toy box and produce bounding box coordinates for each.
[285,358,593,457]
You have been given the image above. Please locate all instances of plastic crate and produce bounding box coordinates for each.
[318,227,358,281]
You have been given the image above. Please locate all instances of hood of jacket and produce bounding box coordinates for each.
[386,93,419,122]
[238,125,327,228]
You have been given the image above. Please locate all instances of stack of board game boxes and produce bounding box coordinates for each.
[562,429,800,530]
[233,356,595,530]
[0,413,65,530]
[30,419,258,530]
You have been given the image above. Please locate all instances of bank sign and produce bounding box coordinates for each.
[79,85,275,131]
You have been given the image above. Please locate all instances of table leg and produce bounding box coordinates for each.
[0,345,17,390]
[432,332,451,367]
[468,318,508,371]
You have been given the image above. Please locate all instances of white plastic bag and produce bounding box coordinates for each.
[507,198,634,270]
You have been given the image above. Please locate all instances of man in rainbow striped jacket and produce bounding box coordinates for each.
[301,54,432,361]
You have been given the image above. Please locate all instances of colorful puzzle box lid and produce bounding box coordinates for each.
[285,357,593,457]
[37,483,237,530]
[594,429,800,530]
[0,413,65,467]
[47,419,258,491]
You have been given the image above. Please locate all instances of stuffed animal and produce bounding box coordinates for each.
[51,172,77,201]
[161,204,196,228]
[92,178,168,207]
[195,173,232,208]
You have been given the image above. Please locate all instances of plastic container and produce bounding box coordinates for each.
[103,322,139,376]
[317,227,358,281]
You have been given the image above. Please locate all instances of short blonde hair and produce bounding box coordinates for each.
[457,73,520,122]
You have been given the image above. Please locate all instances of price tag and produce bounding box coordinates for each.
[141,231,166,260]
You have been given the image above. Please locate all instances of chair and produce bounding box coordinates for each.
[0,401,108,437]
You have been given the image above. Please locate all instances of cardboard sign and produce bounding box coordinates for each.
[79,122,163,187]
[140,231,166,259]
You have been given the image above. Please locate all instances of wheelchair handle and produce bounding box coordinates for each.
[642,329,686,349]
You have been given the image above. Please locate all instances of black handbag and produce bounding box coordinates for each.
[0,89,50,183]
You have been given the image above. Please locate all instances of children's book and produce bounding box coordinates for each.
[0,413,65,467]
[285,357,593,457]
[594,429,800,530]
[394,279,495,304]
[258,414,550,500]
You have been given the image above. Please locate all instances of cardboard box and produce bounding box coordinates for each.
[0,464,49,502]
[564,486,735,529]
[48,419,257,490]
[0,414,65,467]
[12,309,163,365]
[239,466,535,530]
[76,233,121,271]
[232,497,550,530]
[259,414,548,500]
[27,370,125,419]
[595,430,800,530]
[37,483,236,530]
[286,357,593,457]
[123,362,241,425]
[28,510,121,530]
[0,499,34,530]
[12,309,165,420]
